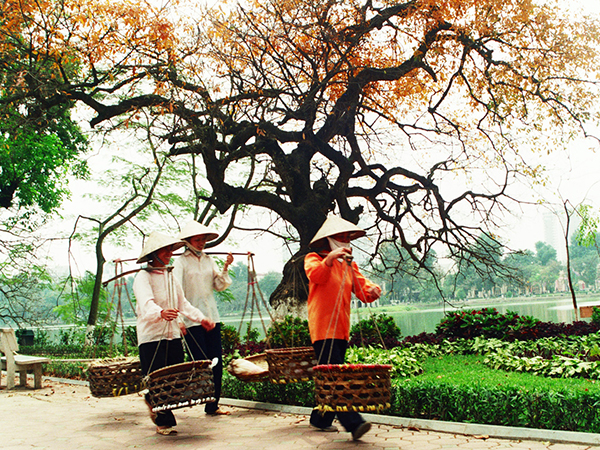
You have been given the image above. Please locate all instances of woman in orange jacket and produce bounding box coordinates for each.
[304,215,382,441]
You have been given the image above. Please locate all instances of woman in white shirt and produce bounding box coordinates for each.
[174,221,233,416]
[134,231,214,435]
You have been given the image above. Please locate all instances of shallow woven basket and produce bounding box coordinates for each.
[313,364,392,413]
[228,353,270,382]
[87,357,145,398]
[265,347,318,384]
[146,360,215,412]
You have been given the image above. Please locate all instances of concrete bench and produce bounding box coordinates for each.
[1,328,50,389]
[1,354,51,389]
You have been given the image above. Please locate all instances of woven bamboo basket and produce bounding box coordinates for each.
[87,357,145,398]
[227,353,270,382]
[146,360,215,412]
[313,363,392,413]
[265,347,318,384]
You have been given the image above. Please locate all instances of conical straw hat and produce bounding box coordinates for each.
[177,221,220,242]
[309,215,366,247]
[136,231,185,264]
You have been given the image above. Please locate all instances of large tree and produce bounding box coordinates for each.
[0,0,88,212]
[8,0,600,316]
[0,0,89,292]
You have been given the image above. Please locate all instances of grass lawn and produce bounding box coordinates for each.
[421,354,600,394]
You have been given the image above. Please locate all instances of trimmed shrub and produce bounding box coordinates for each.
[435,308,599,342]
[349,313,402,348]
[266,315,311,349]
[222,374,314,407]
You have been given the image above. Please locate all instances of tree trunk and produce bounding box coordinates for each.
[563,202,579,321]
[87,230,106,334]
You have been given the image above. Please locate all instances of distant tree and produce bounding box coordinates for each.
[502,249,537,294]
[54,271,108,325]
[371,241,440,303]
[446,233,506,299]
[222,261,252,315]
[569,232,599,289]
[532,260,562,293]
[259,271,283,301]
[535,242,558,266]
[0,266,54,327]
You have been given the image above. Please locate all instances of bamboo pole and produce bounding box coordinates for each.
[102,252,253,285]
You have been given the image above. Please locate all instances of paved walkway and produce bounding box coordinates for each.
[2,376,600,450]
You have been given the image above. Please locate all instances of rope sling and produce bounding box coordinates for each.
[142,265,216,413]
[87,260,145,398]
[227,253,318,383]
[88,251,245,400]
[312,255,392,414]
[87,262,216,409]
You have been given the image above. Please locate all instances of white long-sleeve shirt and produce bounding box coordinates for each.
[134,268,206,346]
[173,250,232,326]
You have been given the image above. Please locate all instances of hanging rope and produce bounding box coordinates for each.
[93,260,130,358]
[317,253,387,365]
[87,260,146,397]
[312,254,392,413]
[347,258,387,351]
[317,255,353,364]
[237,253,279,348]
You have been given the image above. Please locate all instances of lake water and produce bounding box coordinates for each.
[220,294,600,339]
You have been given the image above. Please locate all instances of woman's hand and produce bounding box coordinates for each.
[201,318,216,331]
[223,252,234,271]
[179,322,187,336]
[160,308,179,321]
[325,247,352,266]
[368,285,382,300]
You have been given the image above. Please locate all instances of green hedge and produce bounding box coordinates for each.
[222,374,314,406]
[391,378,600,432]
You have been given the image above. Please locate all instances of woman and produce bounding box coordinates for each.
[304,215,382,441]
[134,231,215,435]
[173,221,233,415]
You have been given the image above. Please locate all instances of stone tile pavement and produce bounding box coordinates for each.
[1,376,600,450]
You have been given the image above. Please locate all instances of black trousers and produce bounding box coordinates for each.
[310,339,365,433]
[183,323,223,413]
[139,339,184,427]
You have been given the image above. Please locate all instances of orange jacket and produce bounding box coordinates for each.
[304,252,379,343]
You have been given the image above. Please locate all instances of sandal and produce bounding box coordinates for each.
[156,427,177,435]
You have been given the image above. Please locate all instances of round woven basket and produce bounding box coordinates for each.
[146,360,215,412]
[87,357,145,398]
[313,363,392,413]
[265,347,317,384]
